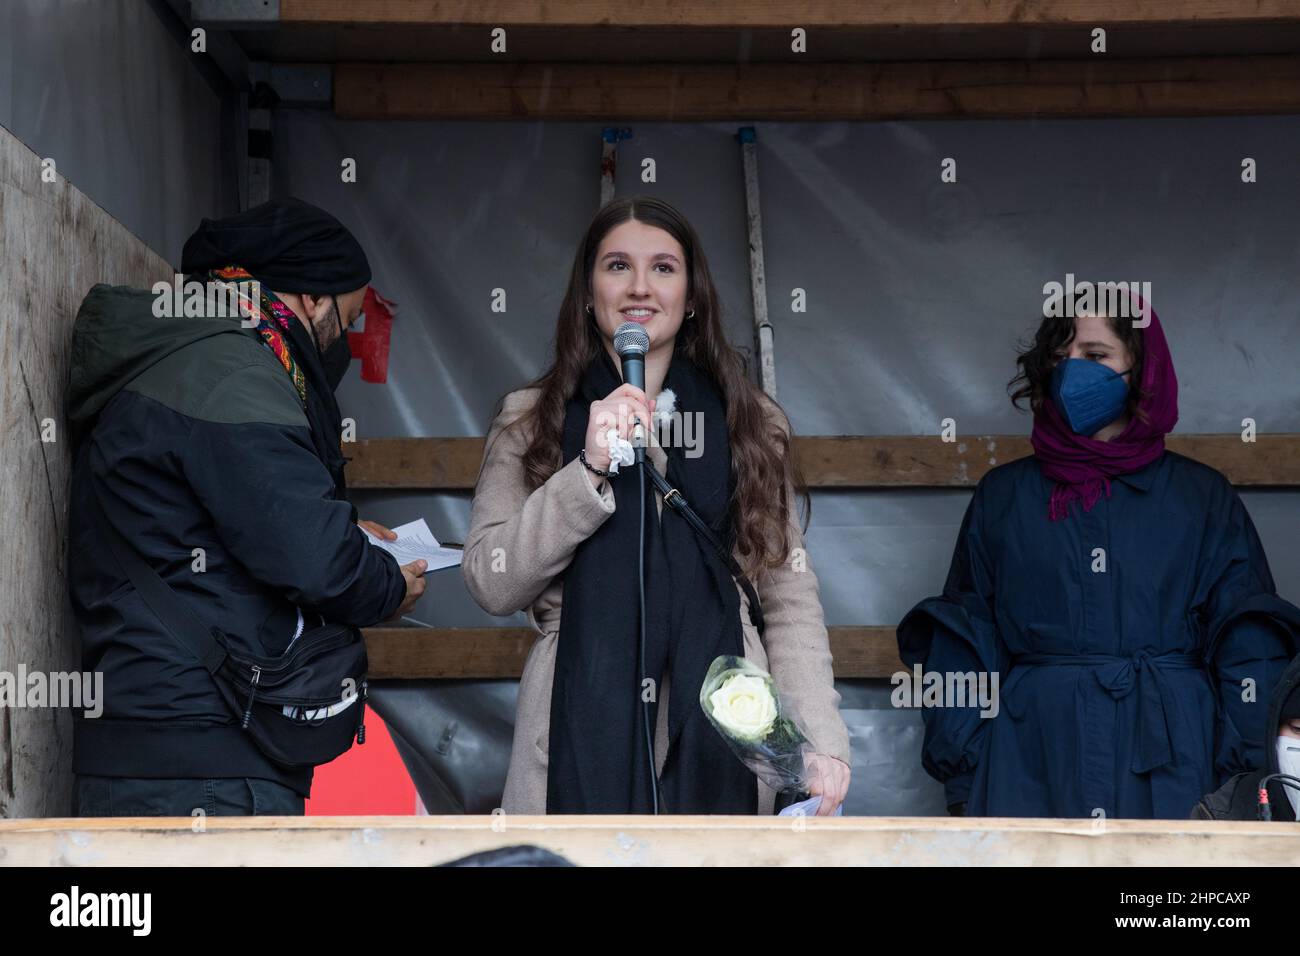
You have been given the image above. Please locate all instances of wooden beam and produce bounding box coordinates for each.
[333,55,1300,120]
[346,434,1300,490]
[346,437,484,490]
[285,1,1300,30]
[3,814,1296,866]
[1164,433,1300,487]
[825,626,904,679]
[364,626,903,679]
[802,434,1300,487]
[365,626,539,679]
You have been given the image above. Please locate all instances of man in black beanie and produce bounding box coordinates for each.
[65,198,427,816]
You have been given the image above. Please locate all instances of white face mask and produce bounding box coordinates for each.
[1277,736,1300,818]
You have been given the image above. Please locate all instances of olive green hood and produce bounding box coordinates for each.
[65,283,258,434]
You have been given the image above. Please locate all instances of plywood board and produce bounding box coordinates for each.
[0,124,172,818]
[1,814,1295,866]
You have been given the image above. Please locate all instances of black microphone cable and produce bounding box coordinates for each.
[638,451,661,814]
[614,321,661,814]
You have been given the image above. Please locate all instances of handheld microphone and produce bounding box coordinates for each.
[614,322,651,463]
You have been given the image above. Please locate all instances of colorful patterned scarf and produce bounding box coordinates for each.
[208,265,307,406]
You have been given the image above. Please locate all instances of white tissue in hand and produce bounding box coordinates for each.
[604,427,635,474]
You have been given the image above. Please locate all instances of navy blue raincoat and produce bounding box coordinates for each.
[898,451,1300,819]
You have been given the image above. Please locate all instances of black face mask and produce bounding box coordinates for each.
[311,296,353,391]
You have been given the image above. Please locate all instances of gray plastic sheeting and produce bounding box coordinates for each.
[271,111,1300,815]
[0,0,237,265]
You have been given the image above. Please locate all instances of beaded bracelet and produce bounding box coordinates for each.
[579,448,612,478]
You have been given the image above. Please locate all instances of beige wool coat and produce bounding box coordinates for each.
[462,387,850,815]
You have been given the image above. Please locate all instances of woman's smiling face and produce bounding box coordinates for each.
[589,219,688,356]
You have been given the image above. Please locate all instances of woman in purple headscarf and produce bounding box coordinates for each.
[897,300,1300,819]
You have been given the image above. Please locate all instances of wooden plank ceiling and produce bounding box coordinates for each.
[200,1,1300,118]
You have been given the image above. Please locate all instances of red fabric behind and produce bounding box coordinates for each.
[304,705,417,815]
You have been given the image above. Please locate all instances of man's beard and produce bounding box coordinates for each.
[309,298,343,353]
[314,296,354,391]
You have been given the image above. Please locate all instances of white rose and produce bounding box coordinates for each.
[708,673,777,742]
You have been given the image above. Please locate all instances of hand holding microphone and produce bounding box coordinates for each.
[583,383,655,473]
[583,323,655,473]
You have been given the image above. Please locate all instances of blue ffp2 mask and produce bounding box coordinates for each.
[1050,358,1131,436]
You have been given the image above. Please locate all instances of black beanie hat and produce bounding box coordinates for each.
[181,197,371,294]
[1281,681,1300,723]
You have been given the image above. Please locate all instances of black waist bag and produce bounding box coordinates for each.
[91,487,369,770]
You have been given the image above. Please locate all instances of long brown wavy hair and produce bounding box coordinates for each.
[508,195,809,579]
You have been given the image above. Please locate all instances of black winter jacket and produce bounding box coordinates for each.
[66,285,405,795]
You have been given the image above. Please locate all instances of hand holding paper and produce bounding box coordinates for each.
[360,518,463,573]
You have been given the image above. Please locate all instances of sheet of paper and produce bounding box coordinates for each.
[363,518,462,572]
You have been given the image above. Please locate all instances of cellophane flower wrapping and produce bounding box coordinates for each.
[699,655,812,796]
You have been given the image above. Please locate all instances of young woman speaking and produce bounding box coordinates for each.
[463,197,850,815]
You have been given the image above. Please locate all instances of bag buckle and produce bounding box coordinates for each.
[663,487,683,509]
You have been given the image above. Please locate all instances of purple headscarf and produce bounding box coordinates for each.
[1029,297,1180,520]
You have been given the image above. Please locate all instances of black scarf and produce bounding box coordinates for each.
[279,305,351,503]
[546,346,757,814]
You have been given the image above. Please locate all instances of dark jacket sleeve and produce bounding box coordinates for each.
[1190,777,1235,820]
[897,480,1004,809]
[1201,485,1299,781]
[181,362,407,627]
